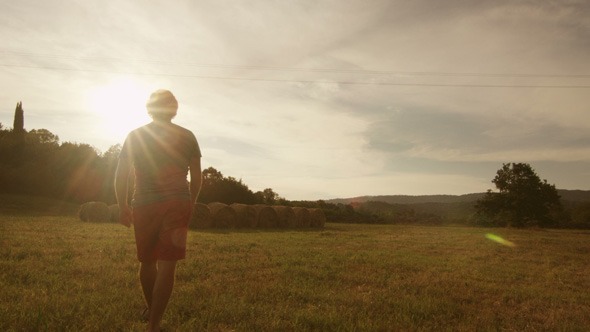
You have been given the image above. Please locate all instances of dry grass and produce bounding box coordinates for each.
[1,215,589,331]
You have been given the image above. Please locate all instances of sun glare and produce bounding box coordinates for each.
[86,77,152,141]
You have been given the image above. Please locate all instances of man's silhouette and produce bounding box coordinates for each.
[115,89,202,331]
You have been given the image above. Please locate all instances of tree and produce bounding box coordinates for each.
[100,144,123,204]
[203,167,224,183]
[13,102,24,134]
[199,167,258,204]
[102,144,122,161]
[27,129,59,146]
[0,122,7,140]
[52,142,103,202]
[12,102,25,148]
[475,163,563,227]
[260,188,279,205]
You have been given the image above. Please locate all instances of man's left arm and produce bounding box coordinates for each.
[189,156,202,204]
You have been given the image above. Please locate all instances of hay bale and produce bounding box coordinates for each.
[292,207,311,228]
[309,208,326,228]
[78,201,110,223]
[78,203,89,221]
[108,204,120,223]
[253,204,278,228]
[208,202,237,228]
[191,203,212,229]
[230,203,257,228]
[273,206,296,228]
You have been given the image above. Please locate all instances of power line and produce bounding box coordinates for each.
[2,49,590,79]
[1,63,590,89]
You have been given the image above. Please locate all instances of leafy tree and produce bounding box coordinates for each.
[199,167,258,204]
[99,144,123,204]
[257,188,280,205]
[475,163,563,227]
[27,129,59,146]
[202,166,223,185]
[0,122,8,142]
[102,144,122,161]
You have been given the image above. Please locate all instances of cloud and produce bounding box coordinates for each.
[364,106,590,163]
[1,0,589,199]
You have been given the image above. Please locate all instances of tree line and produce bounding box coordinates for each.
[352,163,590,229]
[3,103,588,228]
[0,103,371,222]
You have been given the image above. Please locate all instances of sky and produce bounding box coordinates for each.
[1,0,589,201]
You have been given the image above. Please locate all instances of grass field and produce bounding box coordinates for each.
[1,215,589,331]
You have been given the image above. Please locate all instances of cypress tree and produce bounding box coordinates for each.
[12,101,25,151]
[13,101,24,133]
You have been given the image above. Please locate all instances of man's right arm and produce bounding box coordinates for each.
[115,156,133,227]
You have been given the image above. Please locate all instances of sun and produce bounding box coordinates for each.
[86,77,152,141]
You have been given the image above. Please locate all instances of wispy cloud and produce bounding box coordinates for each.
[1,0,589,199]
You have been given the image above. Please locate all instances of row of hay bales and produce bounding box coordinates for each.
[192,203,325,229]
[78,201,326,230]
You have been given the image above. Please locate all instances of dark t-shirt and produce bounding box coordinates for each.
[120,122,201,206]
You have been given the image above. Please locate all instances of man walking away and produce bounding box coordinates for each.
[115,89,202,331]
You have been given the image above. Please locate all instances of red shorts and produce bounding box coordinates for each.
[133,200,192,262]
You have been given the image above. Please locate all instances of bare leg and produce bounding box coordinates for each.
[140,260,158,316]
[147,260,177,332]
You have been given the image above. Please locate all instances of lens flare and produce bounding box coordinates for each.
[485,233,516,247]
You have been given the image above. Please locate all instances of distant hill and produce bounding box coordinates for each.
[327,193,484,205]
[327,189,590,205]
[557,190,590,202]
[326,189,590,226]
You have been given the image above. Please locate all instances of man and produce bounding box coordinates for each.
[115,89,202,331]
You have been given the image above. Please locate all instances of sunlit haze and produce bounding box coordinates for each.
[1,1,589,200]
[85,77,152,141]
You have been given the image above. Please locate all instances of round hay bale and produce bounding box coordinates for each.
[208,202,237,228]
[273,206,296,228]
[309,208,326,228]
[191,203,212,229]
[78,201,110,223]
[253,204,278,228]
[78,203,89,221]
[108,204,120,223]
[230,203,257,228]
[292,207,311,228]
